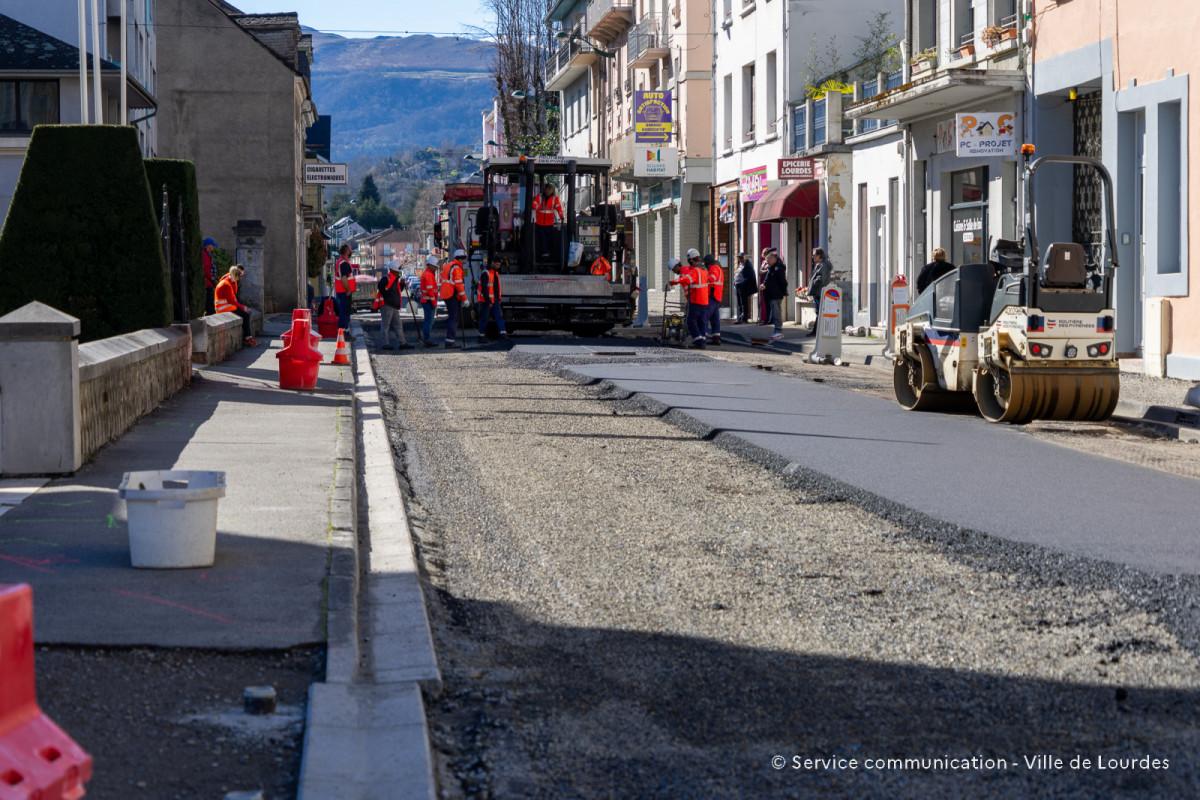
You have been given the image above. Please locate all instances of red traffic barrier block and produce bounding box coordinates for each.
[0,584,92,800]
[276,319,323,391]
[281,316,321,349]
[315,302,339,340]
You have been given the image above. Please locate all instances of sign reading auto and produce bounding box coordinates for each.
[956,112,1017,157]
[777,158,824,181]
[634,91,673,143]
[304,162,348,184]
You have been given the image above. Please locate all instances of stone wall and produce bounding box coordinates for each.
[78,326,192,461]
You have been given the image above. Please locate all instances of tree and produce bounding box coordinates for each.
[799,12,901,99]
[327,191,354,221]
[359,174,382,204]
[355,198,400,230]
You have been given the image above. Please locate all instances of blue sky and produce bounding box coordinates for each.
[230,0,489,39]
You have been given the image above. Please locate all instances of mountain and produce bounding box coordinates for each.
[309,31,496,162]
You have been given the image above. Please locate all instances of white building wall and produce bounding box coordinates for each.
[848,132,904,327]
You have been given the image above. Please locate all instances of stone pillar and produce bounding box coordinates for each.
[0,302,82,475]
[233,219,266,313]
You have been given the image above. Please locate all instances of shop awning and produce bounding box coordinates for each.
[749,182,819,223]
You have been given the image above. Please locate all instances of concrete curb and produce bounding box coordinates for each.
[1112,400,1200,443]
[298,321,439,800]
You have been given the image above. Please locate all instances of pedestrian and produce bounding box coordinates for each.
[532,183,564,261]
[916,247,956,294]
[704,254,724,345]
[375,260,413,350]
[476,256,508,341]
[668,247,709,348]
[757,247,772,322]
[214,265,258,347]
[334,243,356,331]
[734,251,757,323]
[419,254,440,347]
[760,248,788,341]
[202,237,218,316]
[440,248,467,348]
[808,247,834,323]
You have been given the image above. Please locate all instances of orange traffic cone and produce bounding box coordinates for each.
[331,328,352,365]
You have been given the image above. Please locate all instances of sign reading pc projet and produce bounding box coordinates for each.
[956,112,1017,157]
[634,90,673,143]
[634,146,679,178]
[304,162,348,184]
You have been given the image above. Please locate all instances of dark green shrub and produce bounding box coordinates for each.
[0,125,171,341]
[145,158,204,319]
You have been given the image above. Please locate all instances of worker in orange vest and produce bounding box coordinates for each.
[704,254,724,346]
[667,247,709,348]
[418,254,440,347]
[532,183,564,260]
[476,255,508,342]
[590,254,612,279]
[215,265,258,347]
[440,248,468,348]
[333,243,356,331]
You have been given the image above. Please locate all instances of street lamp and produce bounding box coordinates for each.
[553,29,616,58]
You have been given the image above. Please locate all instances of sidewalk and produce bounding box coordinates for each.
[0,315,351,647]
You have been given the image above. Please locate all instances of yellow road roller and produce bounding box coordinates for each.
[893,154,1119,424]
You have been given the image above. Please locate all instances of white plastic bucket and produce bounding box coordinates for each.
[118,470,226,568]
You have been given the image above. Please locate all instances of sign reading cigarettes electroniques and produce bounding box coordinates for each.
[956,112,1018,157]
[634,91,673,143]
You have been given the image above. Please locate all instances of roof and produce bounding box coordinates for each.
[0,13,118,72]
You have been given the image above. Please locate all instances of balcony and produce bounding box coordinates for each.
[629,15,669,67]
[845,65,1024,123]
[544,28,599,92]
[586,0,633,43]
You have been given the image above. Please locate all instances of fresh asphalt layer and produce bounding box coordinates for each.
[565,358,1200,577]
[0,327,352,647]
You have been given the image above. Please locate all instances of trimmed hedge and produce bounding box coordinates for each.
[0,125,171,341]
[145,158,205,320]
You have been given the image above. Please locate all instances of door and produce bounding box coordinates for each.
[870,207,885,324]
[949,167,988,266]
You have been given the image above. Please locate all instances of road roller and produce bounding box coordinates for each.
[893,154,1120,424]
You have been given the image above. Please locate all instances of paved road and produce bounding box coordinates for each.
[565,357,1200,576]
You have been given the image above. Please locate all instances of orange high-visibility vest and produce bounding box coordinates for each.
[420,267,439,304]
[439,260,466,301]
[532,194,563,226]
[708,264,724,302]
[476,268,502,303]
[590,256,612,278]
[334,257,356,293]
[214,275,241,313]
[678,264,709,306]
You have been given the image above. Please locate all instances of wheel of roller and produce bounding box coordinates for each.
[1028,370,1122,422]
[893,353,970,412]
[974,364,1035,423]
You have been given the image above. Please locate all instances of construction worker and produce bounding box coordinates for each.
[590,253,612,279]
[419,254,440,346]
[704,254,724,345]
[215,265,258,347]
[334,243,356,331]
[375,260,413,350]
[532,183,564,260]
[440,248,468,348]
[667,247,709,348]
[476,256,508,341]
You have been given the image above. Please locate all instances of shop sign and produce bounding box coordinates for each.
[936,119,956,154]
[739,165,768,202]
[620,190,636,211]
[953,215,984,241]
[634,146,679,177]
[634,91,673,143]
[718,192,738,223]
[777,158,824,181]
[956,112,1018,157]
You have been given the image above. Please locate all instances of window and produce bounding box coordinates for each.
[722,0,731,20]
[0,81,59,131]
[741,63,755,142]
[382,244,392,257]
[914,0,937,55]
[765,51,777,134]
[723,74,733,149]
[953,0,973,51]
[793,104,807,151]
[1157,102,1183,274]
[992,0,1018,27]
[813,98,826,145]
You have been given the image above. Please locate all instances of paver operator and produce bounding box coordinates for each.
[532,183,564,260]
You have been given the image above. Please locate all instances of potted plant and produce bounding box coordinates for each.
[910,47,938,75]
[981,24,1017,47]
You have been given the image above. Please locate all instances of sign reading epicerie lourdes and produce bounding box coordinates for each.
[634,91,673,143]
[956,112,1018,157]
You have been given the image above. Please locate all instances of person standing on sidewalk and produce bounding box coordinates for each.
[734,252,757,323]
[808,247,834,323]
[760,249,788,341]
[440,248,467,348]
[215,265,258,347]
[376,261,413,350]
[419,255,440,347]
[668,248,709,349]
[202,237,218,316]
[916,247,955,294]
[476,256,508,342]
[704,254,724,345]
[334,244,356,332]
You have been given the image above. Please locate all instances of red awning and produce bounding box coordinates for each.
[748,181,819,222]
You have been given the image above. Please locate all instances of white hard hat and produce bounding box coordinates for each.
[667,258,681,270]
[426,254,438,266]
[453,248,466,258]
[685,248,700,260]
[388,261,401,271]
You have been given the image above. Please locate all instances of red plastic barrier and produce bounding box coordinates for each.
[316,301,339,340]
[0,584,92,800]
[281,315,321,349]
[276,319,323,390]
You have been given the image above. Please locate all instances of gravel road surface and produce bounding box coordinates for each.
[372,340,1200,800]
